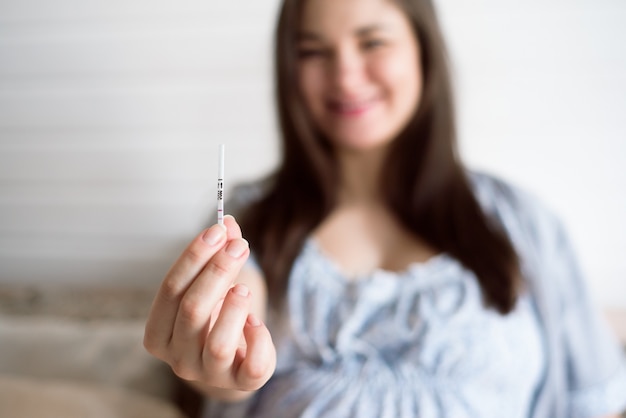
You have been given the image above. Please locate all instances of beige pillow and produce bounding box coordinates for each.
[0,374,185,418]
[0,316,176,399]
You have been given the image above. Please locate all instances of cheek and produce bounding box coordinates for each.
[375,50,422,108]
[298,65,326,113]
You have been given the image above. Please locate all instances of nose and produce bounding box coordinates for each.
[329,47,366,94]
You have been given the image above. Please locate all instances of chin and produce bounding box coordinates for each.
[327,129,395,153]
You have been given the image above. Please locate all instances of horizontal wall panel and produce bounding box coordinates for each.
[0,127,279,151]
[0,203,211,237]
[0,32,270,78]
[0,86,274,129]
[0,142,278,183]
[0,0,280,23]
[0,256,175,286]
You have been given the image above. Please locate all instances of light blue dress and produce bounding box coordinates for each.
[203,172,626,418]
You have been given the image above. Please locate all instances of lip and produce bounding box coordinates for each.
[326,97,380,117]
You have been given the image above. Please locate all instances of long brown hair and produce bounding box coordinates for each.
[239,0,521,314]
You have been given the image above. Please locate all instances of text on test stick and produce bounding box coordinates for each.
[217,144,224,225]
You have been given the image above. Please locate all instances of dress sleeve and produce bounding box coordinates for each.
[468,171,626,417]
[548,219,626,418]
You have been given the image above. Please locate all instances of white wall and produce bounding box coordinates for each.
[0,0,281,287]
[437,1,626,308]
[0,1,624,309]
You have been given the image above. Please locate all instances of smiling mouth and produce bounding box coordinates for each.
[327,98,379,117]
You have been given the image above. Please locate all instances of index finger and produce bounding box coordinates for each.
[144,223,227,354]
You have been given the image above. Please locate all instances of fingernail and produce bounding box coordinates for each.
[232,283,249,297]
[247,314,261,327]
[225,238,248,258]
[202,224,226,246]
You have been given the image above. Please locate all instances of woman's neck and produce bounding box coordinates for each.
[336,147,388,206]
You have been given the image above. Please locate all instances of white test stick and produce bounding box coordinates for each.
[217,144,225,225]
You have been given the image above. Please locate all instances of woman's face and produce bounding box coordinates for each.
[297,0,422,153]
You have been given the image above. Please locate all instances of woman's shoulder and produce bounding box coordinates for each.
[466,170,567,262]
[467,170,547,218]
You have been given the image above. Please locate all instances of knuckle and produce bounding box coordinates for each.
[170,357,196,381]
[142,333,160,355]
[178,297,208,324]
[237,348,275,390]
[182,245,206,267]
[159,277,184,302]
[142,329,169,360]
[204,257,233,281]
[206,339,233,362]
[242,361,269,383]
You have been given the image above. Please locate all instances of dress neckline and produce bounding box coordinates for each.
[303,237,459,286]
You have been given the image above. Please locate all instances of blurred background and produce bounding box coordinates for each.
[0,0,625,310]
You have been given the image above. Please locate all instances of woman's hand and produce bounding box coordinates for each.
[143,215,276,399]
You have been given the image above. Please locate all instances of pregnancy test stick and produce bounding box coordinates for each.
[217,144,225,225]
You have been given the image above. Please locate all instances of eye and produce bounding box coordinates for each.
[361,39,385,50]
[297,48,326,59]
